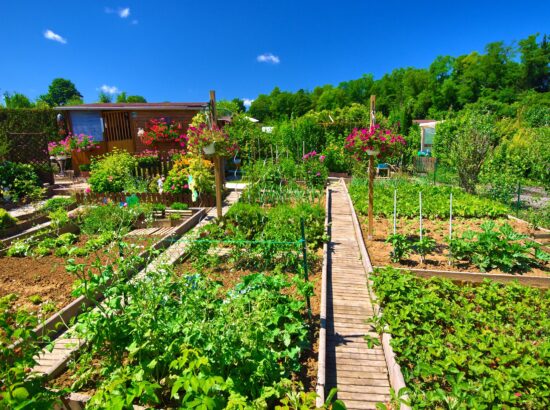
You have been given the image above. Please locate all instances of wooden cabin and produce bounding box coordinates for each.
[55,102,208,153]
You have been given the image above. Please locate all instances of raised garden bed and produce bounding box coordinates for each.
[46,193,328,408]
[371,267,550,408]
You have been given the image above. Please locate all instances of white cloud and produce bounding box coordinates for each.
[257,53,280,64]
[43,29,67,44]
[243,98,254,108]
[99,85,119,95]
[105,7,130,18]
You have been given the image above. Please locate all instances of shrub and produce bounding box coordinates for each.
[169,202,188,210]
[0,209,17,230]
[79,163,91,172]
[88,149,137,193]
[79,204,151,235]
[0,161,43,202]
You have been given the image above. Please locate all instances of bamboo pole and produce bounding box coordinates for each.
[210,90,223,219]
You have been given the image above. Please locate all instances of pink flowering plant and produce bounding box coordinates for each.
[185,123,237,157]
[301,150,328,187]
[345,124,406,160]
[48,134,100,157]
[48,136,72,157]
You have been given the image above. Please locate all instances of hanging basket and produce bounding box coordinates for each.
[203,142,216,155]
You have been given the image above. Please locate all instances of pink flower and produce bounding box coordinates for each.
[319,155,326,162]
[184,184,189,189]
[514,393,522,397]
[316,172,321,176]
[85,187,91,194]
[171,185,175,190]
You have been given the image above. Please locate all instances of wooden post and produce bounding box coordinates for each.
[210,90,223,219]
[367,95,376,240]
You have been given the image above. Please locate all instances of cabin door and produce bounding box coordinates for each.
[102,111,135,153]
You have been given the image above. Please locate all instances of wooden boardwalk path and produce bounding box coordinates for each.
[325,180,391,409]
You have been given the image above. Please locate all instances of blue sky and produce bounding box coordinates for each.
[1,0,549,106]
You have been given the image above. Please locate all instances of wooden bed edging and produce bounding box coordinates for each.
[378,266,550,289]
[341,178,411,410]
[29,209,206,344]
[315,188,331,407]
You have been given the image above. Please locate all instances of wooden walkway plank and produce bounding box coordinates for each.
[325,180,390,407]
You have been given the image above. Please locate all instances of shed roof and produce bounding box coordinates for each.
[55,102,209,111]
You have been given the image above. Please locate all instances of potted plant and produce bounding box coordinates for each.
[135,150,161,168]
[79,163,91,178]
[345,125,406,161]
[185,123,237,157]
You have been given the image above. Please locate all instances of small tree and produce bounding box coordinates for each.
[450,110,498,193]
[39,78,82,106]
[2,92,34,108]
[98,92,112,103]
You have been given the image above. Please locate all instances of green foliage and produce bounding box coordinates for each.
[38,78,82,107]
[170,201,189,210]
[0,109,58,157]
[40,196,75,213]
[88,149,138,193]
[0,161,44,202]
[68,268,311,407]
[2,92,34,108]
[372,267,550,408]
[0,295,63,408]
[0,209,17,230]
[350,178,509,219]
[449,221,546,273]
[386,234,412,262]
[78,204,150,235]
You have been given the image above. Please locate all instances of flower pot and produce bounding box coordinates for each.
[366,149,380,156]
[55,155,69,160]
[203,142,216,155]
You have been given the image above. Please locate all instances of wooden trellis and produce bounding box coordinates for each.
[7,132,54,184]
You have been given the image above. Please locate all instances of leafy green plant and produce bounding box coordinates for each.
[40,196,75,213]
[170,201,189,210]
[0,294,63,408]
[385,233,413,262]
[413,235,436,263]
[449,221,545,273]
[0,161,44,202]
[0,209,17,230]
[6,239,33,257]
[372,267,550,408]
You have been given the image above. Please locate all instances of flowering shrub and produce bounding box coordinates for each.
[139,118,185,146]
[47,136,72,157]
[164,156,214,194]
[301,151,328,187]
[345,124,406,160]
[134,149,161,167]
[0,161,43,202]
[185,123,237,156]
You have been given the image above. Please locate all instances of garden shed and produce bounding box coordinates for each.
[55,102,209,155]
[413,119,441,152]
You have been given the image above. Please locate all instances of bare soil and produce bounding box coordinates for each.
[359,215,549,277]
[0,235,157,313]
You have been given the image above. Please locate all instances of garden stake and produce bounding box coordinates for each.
[419,191,423,241]
[449,192,453,265]
[393,189,397,235]
[516,181,521,216]
[300,217,312,320]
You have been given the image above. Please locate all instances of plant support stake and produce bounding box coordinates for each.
[449,192,453,241]
[300,217,312,320]
[393,189,397,235]
[418,191,422,241]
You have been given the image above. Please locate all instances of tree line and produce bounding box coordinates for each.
[247,34,549,124]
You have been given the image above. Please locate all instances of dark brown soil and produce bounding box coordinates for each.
[0,235,157,313]
[359,215,549,277]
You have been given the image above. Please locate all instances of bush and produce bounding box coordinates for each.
[79,204,149,235]
[0,161,43,202]
[79,163,91,172]
[0,209,17,229]
[88,149,137,193]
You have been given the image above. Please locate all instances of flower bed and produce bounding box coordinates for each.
[371,267,550,408]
